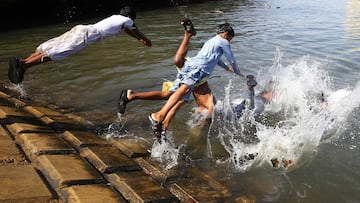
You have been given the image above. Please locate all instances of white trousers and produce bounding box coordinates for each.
[36,25,102,60]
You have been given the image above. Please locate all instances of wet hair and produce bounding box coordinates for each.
[120,6,136,19]
[217,23,235,37]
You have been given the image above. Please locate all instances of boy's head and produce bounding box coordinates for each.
[217,23,235,38]
[120,6,136,19]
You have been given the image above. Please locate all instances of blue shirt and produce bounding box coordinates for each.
[186,35,240,76]
[174,34,241,101]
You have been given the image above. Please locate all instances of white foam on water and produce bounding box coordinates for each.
[211,49,360,173]
[105,113,181,170]
[104,113,134,140]
[8,83,27,98]
[150,132,180,170]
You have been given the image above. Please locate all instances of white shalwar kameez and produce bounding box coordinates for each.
[36,15,134,60]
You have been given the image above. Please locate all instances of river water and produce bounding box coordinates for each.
[1,0,359,202]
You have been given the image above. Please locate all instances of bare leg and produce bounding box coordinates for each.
[147,19,206,136]
[192,82,215,117]
[118,89,173,114]
[191,82,215,131]
[153,28,193,126]
[151,84,190,122]
[162,100,185,131]
[127,89,172,101]
[174,25,215,119]
[119,29,192,114]
[24,52,42,60]
[151,21,214,130]
[21,51,51,70]
[174,31,193,68]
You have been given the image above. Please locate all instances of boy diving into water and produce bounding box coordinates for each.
[8,6,151,84]
[117,19,217,138]
[148,23,243,138]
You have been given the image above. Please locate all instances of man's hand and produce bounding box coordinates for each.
[140,38,152,47]
[225,66,234,73]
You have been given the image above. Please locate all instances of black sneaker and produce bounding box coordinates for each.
[180,18,196,36]
[117,90,129,114]
[8,56,25,84]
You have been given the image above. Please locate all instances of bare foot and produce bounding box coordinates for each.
[127,89,134,101]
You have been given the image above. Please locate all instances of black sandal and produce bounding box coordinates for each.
[8,56,25,84]
[148,114,162,138]
[117,90,130,114]
[180,18,196,36]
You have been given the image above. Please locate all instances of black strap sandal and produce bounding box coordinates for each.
[148,114,163,138]
[180,18,197,36]
[117,90,130,114]
[8,56,25,84]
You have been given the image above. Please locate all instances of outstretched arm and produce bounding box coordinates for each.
[222,44,242,76]
[218,58,244,77]
[124,26,152,47]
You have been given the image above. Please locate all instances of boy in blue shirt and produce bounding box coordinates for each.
[118,19,215,137]
[149,23,243,138]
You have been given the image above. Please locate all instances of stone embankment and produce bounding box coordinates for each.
[0,81,255,203]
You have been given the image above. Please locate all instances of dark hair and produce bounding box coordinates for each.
[217,23,235,37]
[120,6,136,19]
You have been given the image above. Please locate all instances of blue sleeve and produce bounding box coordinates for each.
[217,59,227,69]
[222,44,241,75]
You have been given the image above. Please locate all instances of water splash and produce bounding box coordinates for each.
[150,132,180,170]
[104,113,133,140]
[210,50,360,173]
[8,83,27,98]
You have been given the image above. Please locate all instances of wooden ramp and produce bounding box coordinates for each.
[0,81,256,203]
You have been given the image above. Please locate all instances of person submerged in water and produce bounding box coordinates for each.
[231,75,273,119]
[230,76,333,169]
[230,76,295,169]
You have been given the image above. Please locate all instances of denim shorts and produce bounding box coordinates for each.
[170,65,209,101]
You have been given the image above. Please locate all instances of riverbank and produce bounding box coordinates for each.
[0,80,255,202]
